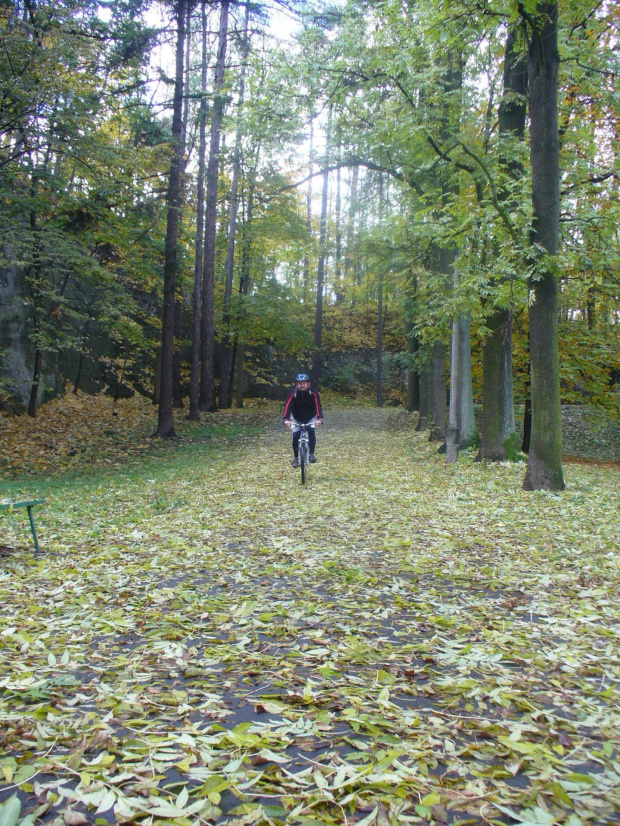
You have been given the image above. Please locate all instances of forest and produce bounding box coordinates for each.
[1,0,618,491]
[2,2,620,824]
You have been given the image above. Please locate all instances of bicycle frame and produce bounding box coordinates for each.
[289,417,317,484]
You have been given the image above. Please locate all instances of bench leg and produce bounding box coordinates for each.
[27,506,41,553]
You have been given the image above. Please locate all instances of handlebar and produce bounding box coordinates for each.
[285,417,320,432]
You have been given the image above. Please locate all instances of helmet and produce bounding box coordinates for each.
[296,373,310,382]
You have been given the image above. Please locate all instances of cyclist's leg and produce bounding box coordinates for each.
[292,430,300,456]
[308,427,316,455]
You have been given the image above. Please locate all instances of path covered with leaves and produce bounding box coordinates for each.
[1,403,620,826]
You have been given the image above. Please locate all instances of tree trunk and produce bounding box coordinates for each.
[429,340,447,441]
[235,342,245,407]
[344,165,358,283]
[200,0,229,413]
[499,28,528,182]
[114,352,128,403]
[156,0,186,437]
[27,347,43,417]
[302,117,314,305]
[311,108,331,388]
[431,53,472,454]
[219,1,250,409]
[522,379,532,454]
[440,246,477,451]
[173,298,183,408]
[445,321,460,463]
[188,1,210,421]
[376,172,384,408]
[334,145,343,302]
[522,1,564,491]
[586,284,595,330]
[406,329,420,412]
[172,1,192,411]
[153,347,161,405]
[377,271,383,407]
[73,315,92,395]
[479,310,516,459]
[232,165,256,408]
[479,27,526,460]
[455,312,477,448]
[416,347,432,431]
[355,173,369,287]
[445,308,477,456]
[26,203,44,417]
[405,272,420,412]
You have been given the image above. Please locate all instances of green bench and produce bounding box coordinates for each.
[0,499,46,552]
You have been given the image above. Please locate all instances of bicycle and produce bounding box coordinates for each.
[289,418,317,484]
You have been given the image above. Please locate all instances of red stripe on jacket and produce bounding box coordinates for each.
[283,391,295,420]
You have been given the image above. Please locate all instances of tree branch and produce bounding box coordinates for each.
[456,142,520,246]
[426,134,475,175]
[281,157,425,196]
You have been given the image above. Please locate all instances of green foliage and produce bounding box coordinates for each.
[1,0,618,423]
[305,0,620,423]
[0,0,171,409]
[503,431,526,463]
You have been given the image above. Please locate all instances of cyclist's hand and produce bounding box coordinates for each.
[315,419,323,427]
[284,420,292,429]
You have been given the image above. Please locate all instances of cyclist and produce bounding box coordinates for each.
[283,374,324,467]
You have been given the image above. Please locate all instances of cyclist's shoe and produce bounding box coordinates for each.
[291,458,299,468]
[309,454,317,463]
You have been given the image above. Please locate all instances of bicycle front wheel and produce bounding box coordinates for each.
[299,444,308,484]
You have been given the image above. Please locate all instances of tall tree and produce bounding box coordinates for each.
[302,117,315,304]
[416,347,432,431]
[446,305,476,461]
[344,165,359,285]
[188,1,210,421]
[375,173,386,407]
[433,48,478,456]
[479,27,526,461]
[156,0,187,437]
[232,162,256,408]
[200,0,229,412]
[405,272,420,412]
[334,144,344,302]
[219,1,251,408]
[172,0,194,410]
[311,107,331,388]
[521,1,565,491]
[429,339,447,442]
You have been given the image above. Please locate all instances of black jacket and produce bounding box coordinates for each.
[283,387,323,424]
